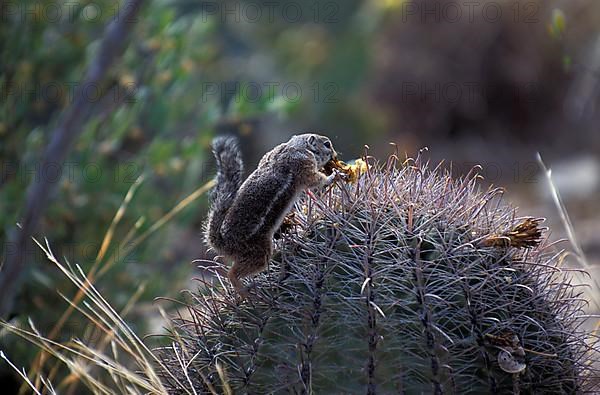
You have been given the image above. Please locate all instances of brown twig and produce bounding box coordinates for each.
[0,0,146,317]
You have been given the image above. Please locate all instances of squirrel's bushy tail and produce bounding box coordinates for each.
[205,136,243,250]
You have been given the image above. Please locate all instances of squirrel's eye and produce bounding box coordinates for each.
[324,141,331,149]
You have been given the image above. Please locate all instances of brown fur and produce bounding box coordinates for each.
[205,134,337,295]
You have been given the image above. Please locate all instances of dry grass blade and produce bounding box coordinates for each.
[536,153,588,266]
[97,179,216,278]
[0,350,46,395]
[537,153,600,331]
[29,175,144,391]
[21,178,214,393]
[1,236,200,395]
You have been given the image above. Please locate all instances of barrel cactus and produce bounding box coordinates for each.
[159,154,599,394]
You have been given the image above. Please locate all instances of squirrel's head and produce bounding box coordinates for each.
[290,133,337,168]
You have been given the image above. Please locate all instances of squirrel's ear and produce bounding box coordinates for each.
[308,135,317,145]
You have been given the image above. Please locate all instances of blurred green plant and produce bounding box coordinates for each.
[1,0,221,352]
[1,0,383,388]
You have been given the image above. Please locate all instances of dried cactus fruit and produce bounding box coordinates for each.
[159,155,599,394]
[479,218,545,249]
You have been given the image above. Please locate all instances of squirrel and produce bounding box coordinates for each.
[205,133,338,296]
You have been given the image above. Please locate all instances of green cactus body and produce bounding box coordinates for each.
[161,156,598,394]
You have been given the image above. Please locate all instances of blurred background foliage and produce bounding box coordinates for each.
[2,0,600,390]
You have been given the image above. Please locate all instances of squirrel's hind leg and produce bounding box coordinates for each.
[227,242,272,297]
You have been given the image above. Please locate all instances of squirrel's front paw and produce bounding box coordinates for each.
[323,169,342,186]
